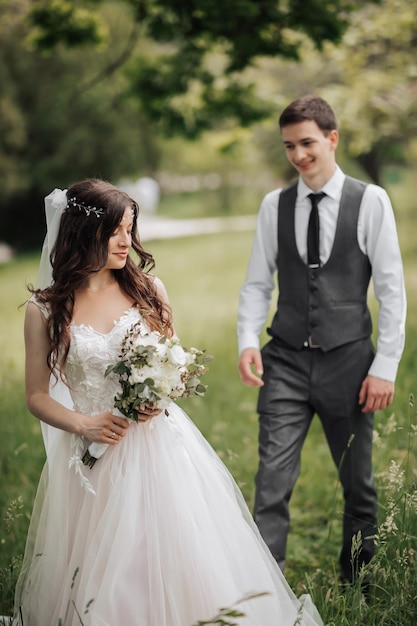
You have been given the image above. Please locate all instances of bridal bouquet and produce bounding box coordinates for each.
[82,320,212,467]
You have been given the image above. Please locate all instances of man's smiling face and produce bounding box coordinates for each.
[281,119,339,190]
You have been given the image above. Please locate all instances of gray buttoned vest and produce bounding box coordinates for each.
[268,176,372,352]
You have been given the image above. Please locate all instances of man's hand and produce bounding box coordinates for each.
[238,348,264,387]
[359,375,394,413]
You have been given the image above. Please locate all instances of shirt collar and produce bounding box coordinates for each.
[297,165,345,201]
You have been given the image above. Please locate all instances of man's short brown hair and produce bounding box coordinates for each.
[279,95,338,133]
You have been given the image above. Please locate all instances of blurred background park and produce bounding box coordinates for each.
[1,0,416,624]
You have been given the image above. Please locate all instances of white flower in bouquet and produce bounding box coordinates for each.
[82,320,212,468]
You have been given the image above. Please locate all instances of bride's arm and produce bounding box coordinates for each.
[24,302,128,442]
[25,301,85,434]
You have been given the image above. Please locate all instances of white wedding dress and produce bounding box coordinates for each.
[14,305,323,626]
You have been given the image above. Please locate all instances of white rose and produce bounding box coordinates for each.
[167,344,188,367]
[157,379,173,397]
[183,351,195,366]
[129,365,157,384]
[154,342,168,359]
[131,329,162,349]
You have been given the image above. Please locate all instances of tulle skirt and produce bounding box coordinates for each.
[14,404,323,626]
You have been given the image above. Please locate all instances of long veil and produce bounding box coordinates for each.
[35,188,74,463]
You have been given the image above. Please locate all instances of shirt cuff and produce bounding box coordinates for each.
[238,332,260,356]
[368,352,399,383]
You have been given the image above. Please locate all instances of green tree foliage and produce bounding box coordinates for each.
[320,0,417,184]
[0,1,155,248]
[27,0,380,137]
[0,0,388,248]
[251,0,417,184]
[29,0,106,49]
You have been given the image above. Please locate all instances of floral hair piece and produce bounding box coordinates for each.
[67,196,105,218]
[49,189,105,218]
[50,188,68,211]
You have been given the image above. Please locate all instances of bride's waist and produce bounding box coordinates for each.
[72,401,115,417]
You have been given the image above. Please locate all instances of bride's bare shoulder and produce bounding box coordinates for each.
[26,295,50,319]
[148,275,170,306]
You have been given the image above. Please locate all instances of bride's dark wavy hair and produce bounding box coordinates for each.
[32,178,173,376]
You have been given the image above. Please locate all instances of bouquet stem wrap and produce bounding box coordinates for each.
[82,409,127,468]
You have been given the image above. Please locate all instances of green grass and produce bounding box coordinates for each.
[1,217,416,623]
[156,185,265,220]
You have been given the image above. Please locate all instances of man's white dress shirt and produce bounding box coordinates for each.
[237,166,406,382]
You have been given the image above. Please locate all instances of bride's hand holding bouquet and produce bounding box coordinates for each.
[82,320,212,467]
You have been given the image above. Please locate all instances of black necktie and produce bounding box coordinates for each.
[307,192,326,268]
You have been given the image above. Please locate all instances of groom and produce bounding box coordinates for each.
[237,95,406,584]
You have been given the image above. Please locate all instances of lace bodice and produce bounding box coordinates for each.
[65,308,141,417]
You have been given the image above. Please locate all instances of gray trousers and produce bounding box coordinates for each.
[254,337,377,582]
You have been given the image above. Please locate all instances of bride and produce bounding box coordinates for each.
[13,179,323,626]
